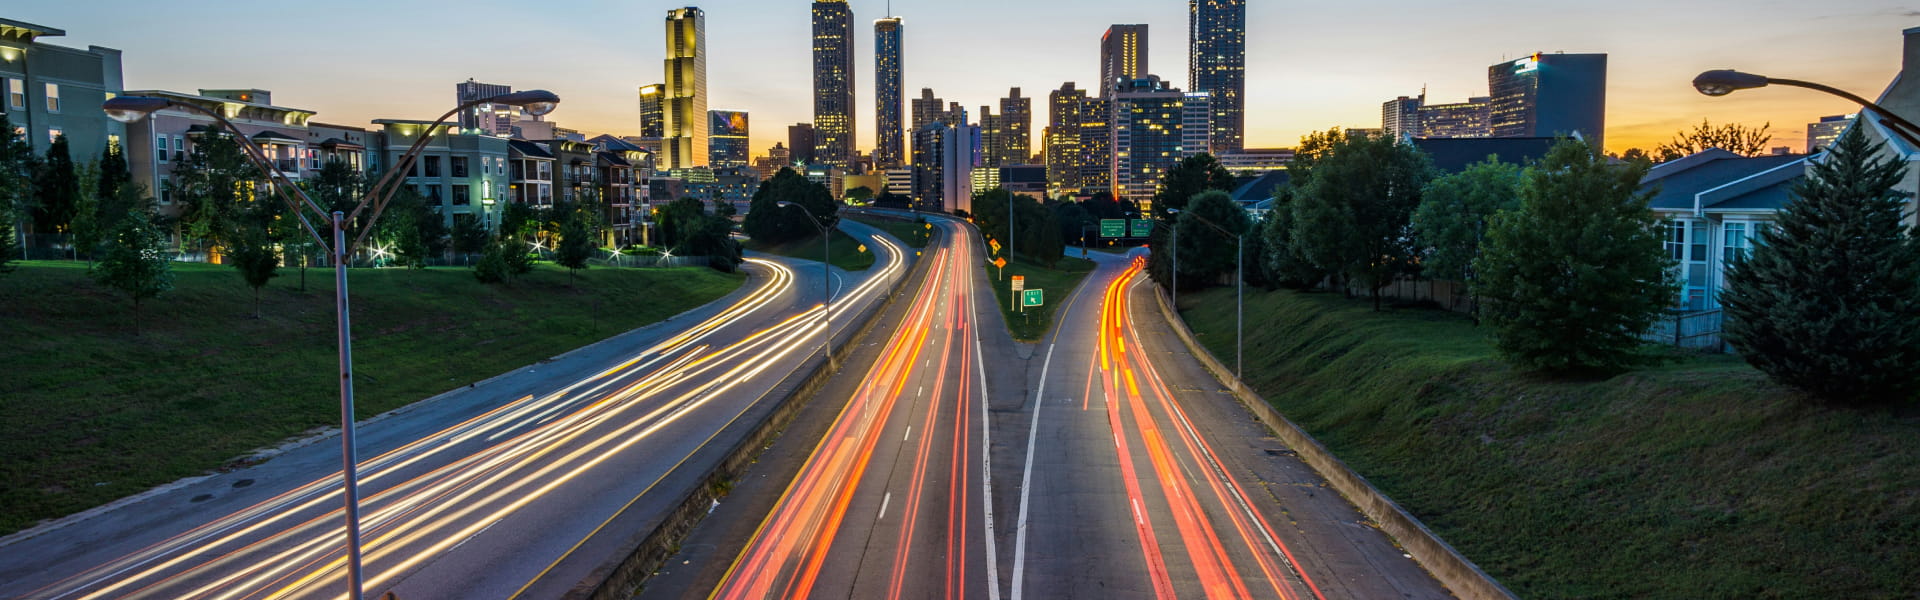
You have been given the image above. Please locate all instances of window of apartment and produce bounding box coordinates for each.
[511,160,525,180]
[157,135,170,162]
[423,156,442,178]
[47,127,61,143]
[159,180,172,205]
[451,156,468,178]
[174,137,185,161]
[423,184,443,206]
[44,83,59,113]
[5,78,22,109]
[453,184,470,206]
[536,162,551,181]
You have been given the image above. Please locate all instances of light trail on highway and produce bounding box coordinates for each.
[15,230,910,600]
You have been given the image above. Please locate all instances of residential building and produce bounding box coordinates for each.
[978,106,1005,168]
[596,145,648,246]
[1382,95,1422,141]
[1806,114,1855,153]
[971,166,1000,194]
[663,7,708,169]
[456,79,516,136]
[874,16,905,168]
[1488,52,1608,148]
[369,119,511,231]
[1418,97,1492,138]
[1641,149,1807,311]
[544,139,597,206]
[306,122,368,173]
[912,121,976,213]
[789,122,816,165]
[1189,0,1245,154]
[812,0,856,168]
[637,83,665,139]
[910,88,966,131]
[709,109,749,168]
[1181,92,1212,158]
[1047,82,1089,194]
[1855,26,1920,227]
[1217,148,1292,175]
[0,18,125,165]
[1078,96,1113,193]
[507,139,555,207]
[1100,24,1149,98]
[1110,76,1206,208]
[998,88,1032,166]
[123,89,314,217]
[1232,170,1289,215]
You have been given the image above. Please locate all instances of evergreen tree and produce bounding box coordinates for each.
[92,211,174,335]
[98,141,131,202]
[555,217,594,284]
[1721,127,1920,402]
[450,216,489,263]
[31,135,80,238]
[69,162,102,260]
[0,114,29,271]
[1473,139,1677,372]
[474,240,511,284]
[227,227,280,318]
[172,131,264,252]
[1412,158,1522,314]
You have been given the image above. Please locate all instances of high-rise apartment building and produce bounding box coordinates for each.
[1488,52,1608,148]
[789,123,816,165]
[999,88,1032,166]
[1418,97,1492,138]
[1189,0,1245,154]
[1806,114,1856,153]
[978,106,1006,168]
[875,17,905,168]
[1382,95,1422,141]
[709,110,750,168]
[912,88,945,132]
[1079,96,1113,192]
[457,79,517,136]
[637,83,665,138]
[1047,82,1089,194]
[1110,76,1207,207]
[663,8,708,169]
[912,122,977,213]
[812,0,856,168]
[1100,25,1149,98]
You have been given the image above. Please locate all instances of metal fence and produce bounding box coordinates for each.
[1644,309,1727,352]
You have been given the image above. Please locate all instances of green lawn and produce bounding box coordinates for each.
[847,215,933,249]
[744,228,876,271]
[988,256,1096,342]
[0,260,744,535]
[1177,287,1920,599]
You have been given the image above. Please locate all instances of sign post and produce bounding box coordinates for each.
[993,256,1006,280]
[1011,275,1025,312]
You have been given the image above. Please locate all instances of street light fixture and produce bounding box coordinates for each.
[777,201,836,371]
[1691,69,1920,146]
[1167,208,1244,380]
[105,89,560,600]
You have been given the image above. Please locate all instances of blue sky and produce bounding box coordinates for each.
[13,0,1916,153]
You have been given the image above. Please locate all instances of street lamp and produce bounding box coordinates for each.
[1692,69,1920,146]
[777,201,836,371]
[1167,208,1244,380]
[105,88,560,600]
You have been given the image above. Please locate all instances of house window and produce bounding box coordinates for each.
[453,184,470,206]
[44,83,59,113]
[157,135,170,162]
[1722,222,1751,264]
[1664,220,1686,261]
[451,156,468,178]
[4,78,21,109]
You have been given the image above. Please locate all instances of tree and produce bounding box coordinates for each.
[227,227,280,318]
[1655,119,1772,162]
[554,217,594,284]
[378,188,447,269]
[1720,127,1920,402]
[1412,158,1522,314]
[1287,130,1434,309]
[498,202,538,243]
[69,162,102,261]
[92,211,174,335]
[1617,147,1654,167]
[658,196,709,249]
[1260,187,1325,290]
[843,185,875,203]
[0,114,32,272]
[31,135,79,240]
[173,131,265,253]
[1472,139,1677,372]
[98,141,130,202]
[673,199,744,273]
[1151,153,1235,219]
[450,216,489,263]
[744,168,836,244]
[1052,200,1093,247]
[474,241,511,284]
[1160,190,1250,288]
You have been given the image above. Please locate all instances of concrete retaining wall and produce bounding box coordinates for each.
[1151,287,1520,600]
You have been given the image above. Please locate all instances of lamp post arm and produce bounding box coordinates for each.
[1768,77,1920,146]
[348,101,478,253]
[168,101,331,247]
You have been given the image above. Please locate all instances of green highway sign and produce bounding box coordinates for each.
[1100,219,1127,238]
[1022,289,1044,307]
[1131,219,1154,238]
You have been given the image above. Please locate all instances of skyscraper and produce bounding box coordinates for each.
[709,110,750,168]
[1806,114,1856,153]
[457,79,515,136]
[1418,97,1492,138]
[1189,0,1245,154]
[977,106,1006,168]
[912,88,945,132]
[1047,82,1089,193]
[812,0,856,168]
[1487,52,1608,148]
[912,122,977,213]
[1382,95,1422,141]
[874,17,905,168]
[999,88,1032,166]
[789,123,816,165]
[1079,96,1113,192]
[1100,25,1149,98]
[663,8,708,169]
[637,83,665,138]
[1110,76,1206,208]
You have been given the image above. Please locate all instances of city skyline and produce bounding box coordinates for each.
[12,1,1914,157]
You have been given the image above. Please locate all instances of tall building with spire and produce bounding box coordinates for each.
[1100,25,1149,98]
[874,17,905,168]
[1189,0,1245,154]
[812,0,857,168]
[663,8,708,169]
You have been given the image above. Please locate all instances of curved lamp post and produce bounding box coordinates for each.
[1167,208,1243,380]
[1692,70,1920,146]
[777,201,836,371]
[106,89,558,600]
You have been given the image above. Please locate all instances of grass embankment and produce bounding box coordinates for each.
[847,215,932,249]
[743,229,876,271]
[988,256,1095,342]
[0,260,744,535]
[1178,288,1920,599]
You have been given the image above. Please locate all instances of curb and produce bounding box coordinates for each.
[560,226,941,600]
[1150,285,1520,600]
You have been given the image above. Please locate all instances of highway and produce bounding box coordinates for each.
[0,220,909,600]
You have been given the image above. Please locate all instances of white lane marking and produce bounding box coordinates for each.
[904,426,912,442]
[879,491,893,520]
[918,385,924,397]
[1009,337,1057,600]
[970,235,1004,600]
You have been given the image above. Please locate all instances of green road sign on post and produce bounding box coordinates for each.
[1100,219,1126,238]
[1130,219,1153,238]
[1022,289,1044,307]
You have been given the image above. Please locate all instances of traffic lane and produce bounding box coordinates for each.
[1120,274,1452,600]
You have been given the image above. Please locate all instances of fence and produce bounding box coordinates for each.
[1644,310,1726,352]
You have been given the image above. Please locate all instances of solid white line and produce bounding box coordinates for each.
[904,426,912,442]
[1008,338,1057,600]
[972,235,1003,600]
[879,491,892,520]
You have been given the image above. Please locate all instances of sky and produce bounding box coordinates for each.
[13,0,1917,157]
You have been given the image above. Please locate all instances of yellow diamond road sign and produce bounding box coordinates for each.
[858,244,867,253]
[993,257,1007,269]
[989,239,1002,254]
